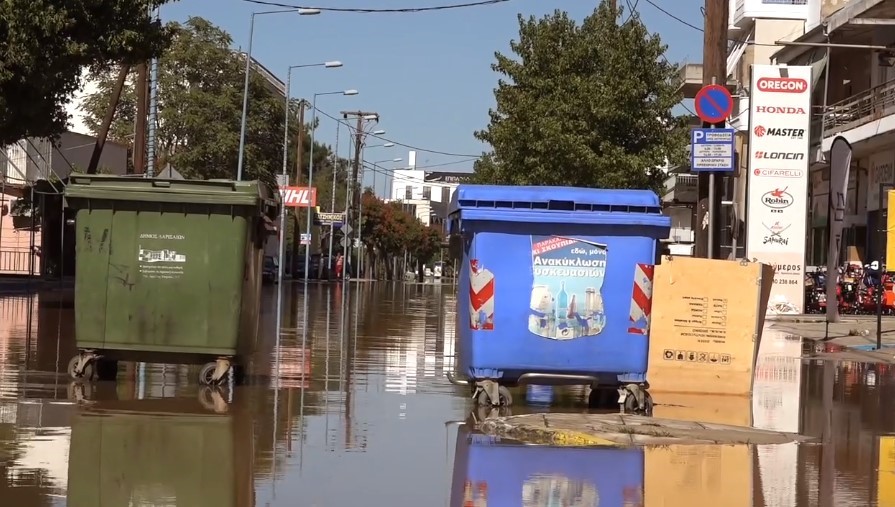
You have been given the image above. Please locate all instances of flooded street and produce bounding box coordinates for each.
[0,283,894,506]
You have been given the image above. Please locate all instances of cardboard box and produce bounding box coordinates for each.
[650,392,751,427]
[647,257,775,395]
[644,444,752,507]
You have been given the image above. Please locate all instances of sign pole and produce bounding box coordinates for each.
[708,76,718,260]
[708,172,715,259]
[691,80,735,260]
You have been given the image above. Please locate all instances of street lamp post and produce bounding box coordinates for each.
[356,128,386,279]
[371,158,402,198]
[237,7,322,182]
[304,89,358,285]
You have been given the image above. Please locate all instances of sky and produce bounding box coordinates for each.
[159,0,707,186]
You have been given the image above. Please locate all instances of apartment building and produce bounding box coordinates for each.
[390,162,472,227]
[669,0,840,259]
[774,0,895,265]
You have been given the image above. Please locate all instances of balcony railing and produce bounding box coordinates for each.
[823,79,895,137]
[0,249,38,275]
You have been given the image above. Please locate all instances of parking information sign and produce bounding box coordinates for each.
[690,128,735,172]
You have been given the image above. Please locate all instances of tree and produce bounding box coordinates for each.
[408,224,445,280]
[474,2,688,193]
[0,0,172,146]
[81,17,306,186]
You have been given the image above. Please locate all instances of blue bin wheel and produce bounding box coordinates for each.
[476,385,513,407]
[622,390,653,416]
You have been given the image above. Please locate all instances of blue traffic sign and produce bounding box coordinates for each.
[690,128,735,173]
[694,84,733,124]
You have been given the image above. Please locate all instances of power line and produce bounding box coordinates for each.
[641,0,703,32]
[242,0,513,13]
[313,106,482,158]
[641,0,805,47]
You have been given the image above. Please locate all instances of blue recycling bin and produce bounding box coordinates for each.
[447,185,670,402]
[449,427,644,507]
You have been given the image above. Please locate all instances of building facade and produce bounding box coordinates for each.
[670,0,853,261]
[390,166,472,227]
[775,0,895,266]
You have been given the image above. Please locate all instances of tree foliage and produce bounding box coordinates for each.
[0,0,172,146]
[474,2,688,193]
[358,191,444,279]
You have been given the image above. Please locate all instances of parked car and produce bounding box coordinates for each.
[262,256,279,284]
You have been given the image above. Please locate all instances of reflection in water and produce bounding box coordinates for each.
[450,427,638,507]
[66,390,253,507]
[0,283,894,505]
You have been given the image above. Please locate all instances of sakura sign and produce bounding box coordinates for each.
[279,186,317,208]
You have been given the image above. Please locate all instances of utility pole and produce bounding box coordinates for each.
[134,62,149,175]
[88,65,131,174]
[695,0,728,259]
[340,110,379,277]
[290,100,306,278]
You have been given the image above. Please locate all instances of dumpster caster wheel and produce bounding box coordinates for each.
[199,359,232,386]
[198,387,230,413]
[475,383,512,407]
[67,355,96,381]
[199,362,223,386]
[67,381,93,402]
[618,385,653,416]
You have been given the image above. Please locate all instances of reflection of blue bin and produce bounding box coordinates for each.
[449,427,644,507]
[448,185,670,388]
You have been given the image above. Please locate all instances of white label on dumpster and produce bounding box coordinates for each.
[529,235,607,340]
[137,233,187,280]
[469,259,494,331]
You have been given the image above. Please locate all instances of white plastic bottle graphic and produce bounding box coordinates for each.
[555,282,568,338]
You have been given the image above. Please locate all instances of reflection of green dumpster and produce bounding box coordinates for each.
[64,174,278,384]
[66,396,254,507]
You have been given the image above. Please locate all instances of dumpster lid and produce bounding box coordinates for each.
[64,173,277,210]
[448,185,670,228]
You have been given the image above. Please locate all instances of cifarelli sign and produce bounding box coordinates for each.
[746,65,812,315]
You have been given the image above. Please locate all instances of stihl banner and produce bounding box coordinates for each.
[279,186,317,208]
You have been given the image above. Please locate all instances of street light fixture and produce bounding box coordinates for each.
[324,61,343,68]
[303,89,358,284]
[370,157,402,198]
[372,129,386,135]
[236,7,326,181]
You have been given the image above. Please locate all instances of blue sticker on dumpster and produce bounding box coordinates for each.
[528,236,607,340]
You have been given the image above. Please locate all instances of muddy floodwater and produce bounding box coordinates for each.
[0,281,894,506]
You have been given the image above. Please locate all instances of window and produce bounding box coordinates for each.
[422,186,431,200]
[441,186,449,204]
[405,186,413,200]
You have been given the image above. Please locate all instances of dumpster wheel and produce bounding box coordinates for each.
[199,360,232,386]
[474,381,513,407]
[67,355,96,381]
[618,384,653,416]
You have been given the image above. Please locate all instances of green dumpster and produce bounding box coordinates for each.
[64,174,278,384]
[66,395,254,507]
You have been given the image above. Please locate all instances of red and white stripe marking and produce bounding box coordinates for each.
[628,263,654,335]
[469,259,494,330]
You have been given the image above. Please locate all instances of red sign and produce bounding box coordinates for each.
[756,77,808,93]
[279,186,317,208]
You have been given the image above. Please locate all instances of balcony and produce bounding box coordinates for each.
[733,0,809,29]
[678,63,738,99]
[663,173,697,204]
[821,79,895,151]
[669,226,695,243]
